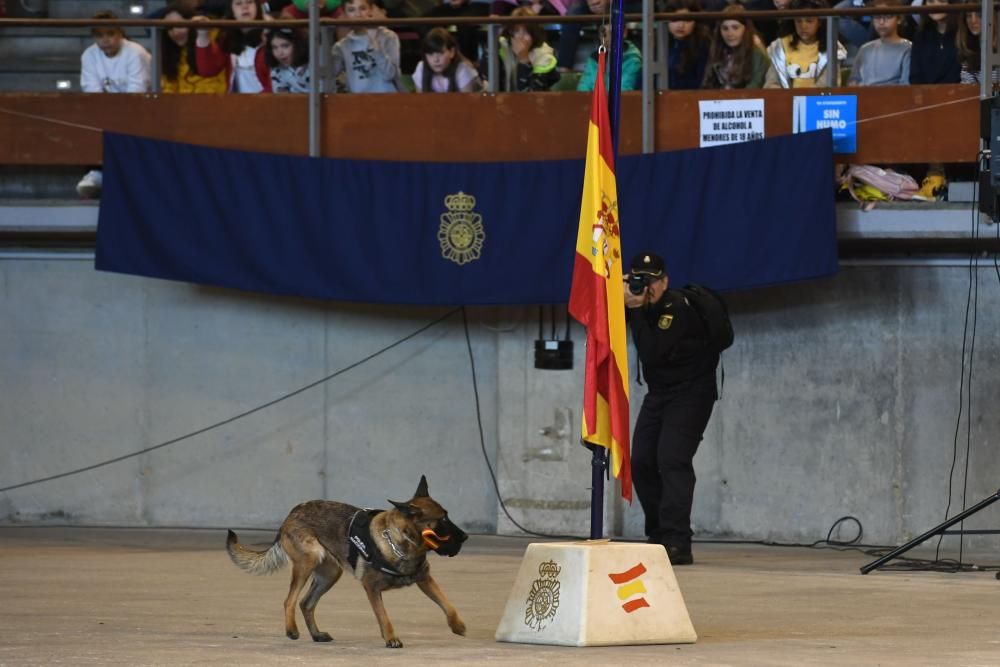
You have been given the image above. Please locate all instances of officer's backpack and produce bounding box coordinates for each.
[676,284,734,354]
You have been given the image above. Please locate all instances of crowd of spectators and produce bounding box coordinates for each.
[77,0,993,98]
[74,0,990,195]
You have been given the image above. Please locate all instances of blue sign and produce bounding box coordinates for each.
[794,95,857,154]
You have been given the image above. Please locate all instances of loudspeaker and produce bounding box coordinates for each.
[978,97,1000,216]
[978,169,997,218]
[534,339,573,370]
[981,96,994,142]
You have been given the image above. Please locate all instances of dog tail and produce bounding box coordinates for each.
[226,529,288,575]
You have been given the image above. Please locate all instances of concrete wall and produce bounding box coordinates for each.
[0,258,500,532]
[3,257,1000,549]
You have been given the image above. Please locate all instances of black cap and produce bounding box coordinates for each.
[630,252,665,277]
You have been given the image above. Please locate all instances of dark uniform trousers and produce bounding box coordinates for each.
[631,374,717,550]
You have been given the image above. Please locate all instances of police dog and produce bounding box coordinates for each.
[226,475,467,648]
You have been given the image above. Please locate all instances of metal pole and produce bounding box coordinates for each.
[826,15,837,88]
[641,0,653,153]
[320,24,332,93]
[487,23,499,94]
[608,0,625,156]
[150,21,161,94]
[588,444,607,539]
[308,0,320,157]
[592,0,627,542]
[981,0,993,99]
[860,489,1000,574]
[656,20,669,91]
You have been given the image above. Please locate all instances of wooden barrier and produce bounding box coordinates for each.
[0,85,979,165]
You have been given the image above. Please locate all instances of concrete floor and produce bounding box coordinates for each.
[1,527,998,666]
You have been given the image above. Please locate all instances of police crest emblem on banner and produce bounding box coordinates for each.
[438,191,485,266]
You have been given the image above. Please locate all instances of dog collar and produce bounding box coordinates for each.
[347,508,421,578]
[382,528,409,561]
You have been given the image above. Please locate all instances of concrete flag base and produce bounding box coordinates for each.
[494,540,697,647]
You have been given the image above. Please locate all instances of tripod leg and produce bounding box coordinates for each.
[860,490,1000,574]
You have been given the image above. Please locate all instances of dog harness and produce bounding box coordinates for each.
[347,508,416,577]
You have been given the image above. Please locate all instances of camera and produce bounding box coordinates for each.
[627,273,651,295]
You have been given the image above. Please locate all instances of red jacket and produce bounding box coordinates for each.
[195,39,272,93]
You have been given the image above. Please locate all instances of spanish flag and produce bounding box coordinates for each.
[568,50,632,502]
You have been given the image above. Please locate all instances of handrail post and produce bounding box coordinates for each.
[981,0,993,99]
[308,0,320,157]
[826,15,837,88]
[320,24,332,93]
[642,0,654,153]
[487,22,499,94]
[656,20,669,91]
[150,21,161,94]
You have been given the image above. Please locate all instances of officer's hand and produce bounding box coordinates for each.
[623,282,647,309]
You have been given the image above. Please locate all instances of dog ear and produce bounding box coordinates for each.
[415,475,429,498]
[388,499,419,517]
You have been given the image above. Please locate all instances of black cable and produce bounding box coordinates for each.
[958,214,980,569]
[461,306,583,541]
[0,307,462,494]
[10,294,997,567]
[460,309,930,558]
[934,159,980,563]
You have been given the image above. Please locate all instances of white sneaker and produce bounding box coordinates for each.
[76,169,103,198]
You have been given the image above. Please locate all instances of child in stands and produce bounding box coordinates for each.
[764,0,845,88]
[577,23,641,92]
[497,7,559,91]
[77,11,152,197]
[266,28,310,92]
[663,0,711,90]
[905,0,956,198]
[330,0,401,92]
[743,0,790,48]
[195,0,272,93]
[831,0,875,67]
[957,9,996,86]
[421,0,491,63]
[908,0,960,84]
[702,5,769,89]
[276,0,342,18]
[490,0,564,16]
[81,10,151,93]
[848,0,910,85]
[557,0,624,72]
[412,28,483,92]
[275,0,348,40]
[161,4,228,93]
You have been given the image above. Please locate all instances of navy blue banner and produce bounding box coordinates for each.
[95,130,837,304]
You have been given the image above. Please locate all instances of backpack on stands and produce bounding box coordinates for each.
[839,165,922,210]
[676,284,734,354]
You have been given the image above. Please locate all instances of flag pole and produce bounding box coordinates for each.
[588,0,626,542]
[588,443,607,539]
[607,0,626,156]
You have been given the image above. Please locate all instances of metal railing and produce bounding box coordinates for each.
[0,1,992,157]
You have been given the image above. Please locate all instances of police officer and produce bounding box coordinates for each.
[624,252,719,565]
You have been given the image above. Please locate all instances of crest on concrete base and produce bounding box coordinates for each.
[495,541,697,647]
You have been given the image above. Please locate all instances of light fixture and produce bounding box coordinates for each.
[55,80,72,90]
[129,4,145,15]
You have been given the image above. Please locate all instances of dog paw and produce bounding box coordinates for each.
[385,638,403,648]
[311,632,333,642]
[286,629,299,640]
[449,618,467,636]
